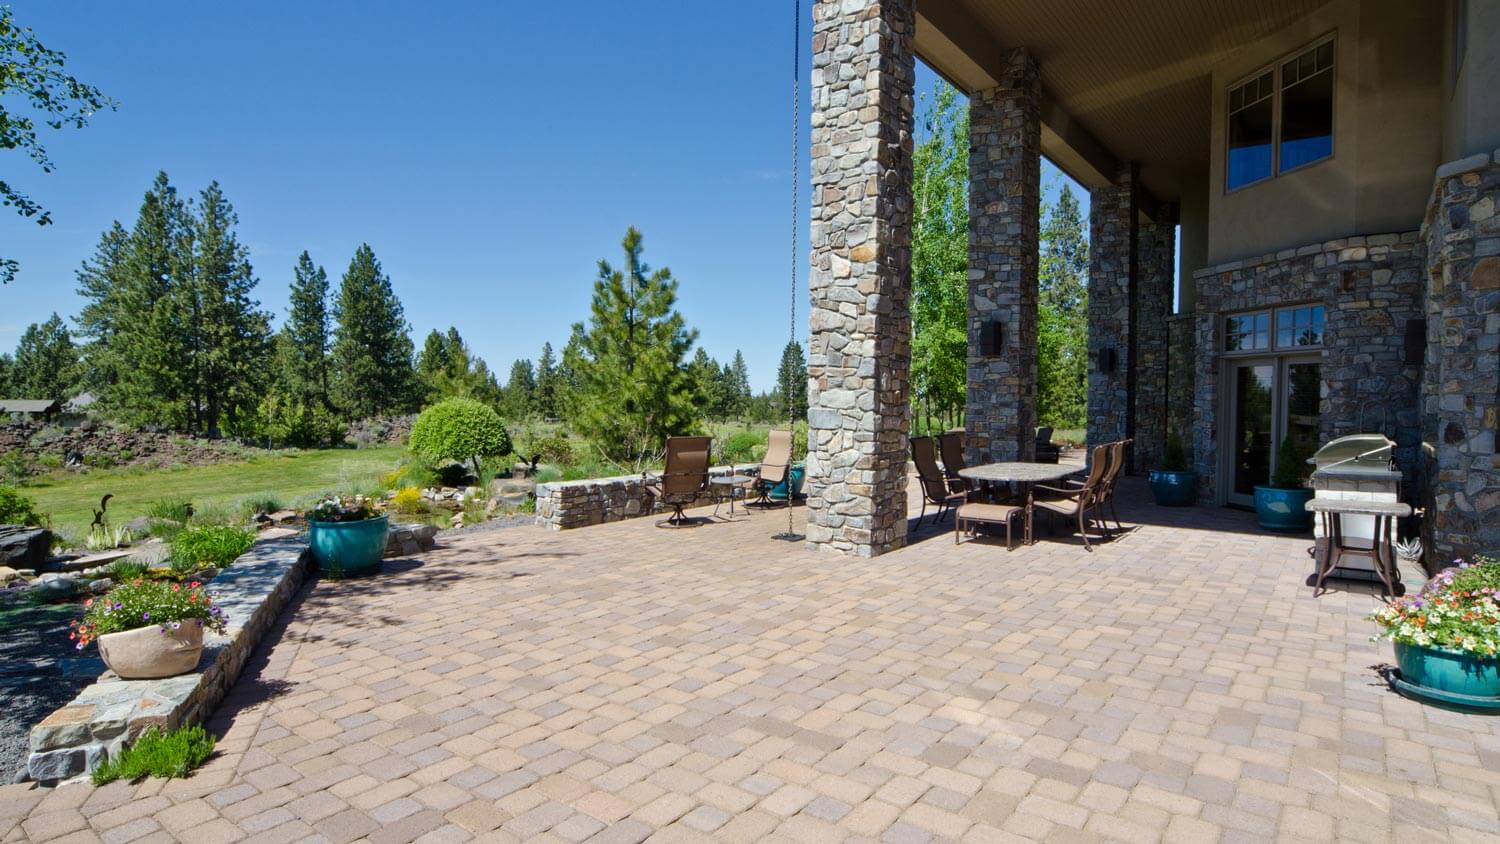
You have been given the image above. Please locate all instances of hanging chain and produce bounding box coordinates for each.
[787,0,800,539]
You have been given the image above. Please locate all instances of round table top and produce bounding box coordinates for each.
[710,474,754,486]
[958,462,1080,483]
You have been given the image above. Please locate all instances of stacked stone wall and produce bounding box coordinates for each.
[1133,222,1175,471]
[1166,314,1196,446]
[1087,166,1136,452]
[533,466,759,531]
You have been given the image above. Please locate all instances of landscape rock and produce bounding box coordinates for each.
[0,526,51,569]
[0,566,19,583]
[29,576,76,602]
[88,578,113,594]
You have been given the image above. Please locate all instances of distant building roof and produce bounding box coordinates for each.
[0,399,63,415]
[64,392,97,412]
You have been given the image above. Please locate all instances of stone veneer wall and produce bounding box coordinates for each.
[27,537,309,781]
[533,466,758,531]
[1087,165,1137,452]
[1166,314,1196,445]
[964,48,1039,466]
[1421,152,1500,560]
[1133,221,1175,471]
[805,0,914,557]
[1190,233,1426,500]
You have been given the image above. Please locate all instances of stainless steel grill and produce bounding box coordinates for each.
[1308,433,1396,480]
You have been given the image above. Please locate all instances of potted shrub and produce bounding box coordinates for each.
[71,579,226,679]
[1253,438,1314,531]
[1370,555,1500,708]
[307,496,388,577]
[1148,431,1197,506]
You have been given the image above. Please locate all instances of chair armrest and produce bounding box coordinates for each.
[1033,484,1082,498]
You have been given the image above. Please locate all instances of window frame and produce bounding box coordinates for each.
[1224,33,1337,194]
[1223,304,1326,357]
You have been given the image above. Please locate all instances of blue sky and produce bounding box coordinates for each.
[3,1,1083,392]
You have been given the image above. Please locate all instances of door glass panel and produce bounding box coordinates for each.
[1283,361,1322,465]
[1233,364,1275,496]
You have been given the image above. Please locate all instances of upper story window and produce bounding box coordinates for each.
[1226,37,1335,191]
[1225,305,1325,353]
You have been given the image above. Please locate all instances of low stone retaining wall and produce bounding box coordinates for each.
[535,465,761,530]
[25,536,310,782]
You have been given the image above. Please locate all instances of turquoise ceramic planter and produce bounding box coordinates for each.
[1253,486,1313,531]
[309,514,388,576]
[1148,470,1198,506]
[1395,641,1500,699]
[769,462,805,501]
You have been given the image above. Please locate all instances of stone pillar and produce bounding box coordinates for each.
[1422,152,1500,562]
[965,48,1041,466]
[1087,164,1138,453]
[805,0,914,558]
[1132,221,1175,471]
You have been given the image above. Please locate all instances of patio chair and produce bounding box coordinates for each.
[1035,427,1061,464]
[1095,439,1129,535]
[646,436,712,528]
[1031,446,1110,551]
[751,429,793,507]
[938,429,970,493]
[912,436,967,525]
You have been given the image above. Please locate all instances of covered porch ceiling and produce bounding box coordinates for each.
[915,0,1330,204]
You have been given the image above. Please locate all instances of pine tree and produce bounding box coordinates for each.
[415,328,454,403]
[728,351,751,420]
[332,244,417,419]
[534,342,559,421]
[501,359,536,420]
[567,227,697,462]
[74,221,131,393]
[12,313,78,398]
[1037,183,1089,429]
[688,348,724,421]
[775,340,808,421]
[0,354,12,396]
[280,251,333,409]
[185,182,272,434]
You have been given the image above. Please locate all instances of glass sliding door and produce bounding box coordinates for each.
[1224,356,1323,506]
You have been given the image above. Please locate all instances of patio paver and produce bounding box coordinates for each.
[1,477,1496,843]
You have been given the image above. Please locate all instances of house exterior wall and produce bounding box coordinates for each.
[1443,0,1500,161]
[1205,0,1443,266]
[1190,234,1426,502]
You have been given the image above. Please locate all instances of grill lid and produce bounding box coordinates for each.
[1308,433,1395,476]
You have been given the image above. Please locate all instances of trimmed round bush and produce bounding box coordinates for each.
[409,398,513,477]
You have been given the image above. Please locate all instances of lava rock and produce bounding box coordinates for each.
[0,526,50,569]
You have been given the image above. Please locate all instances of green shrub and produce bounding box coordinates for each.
[237,494,283,519]
[1270,437,1310,489]
[531,434,573,466]
[0,451,30,484]
[391,486,425,513]
[91,726,217,785]
[409,398,512,478]
[108,559,150,581]
[1161,431,1189,473]
[260,394,347,448]
[0,486,43,526]
[170,525,255,570]
[721,430,767,464]
[146,498,194,523]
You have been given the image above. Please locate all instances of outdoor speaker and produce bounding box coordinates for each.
[980,320,1003,357]
[1404,319,1426,366]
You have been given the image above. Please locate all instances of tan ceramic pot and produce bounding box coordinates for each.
[96,622,204,680]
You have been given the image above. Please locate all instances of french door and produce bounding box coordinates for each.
[1225,355,1321,506]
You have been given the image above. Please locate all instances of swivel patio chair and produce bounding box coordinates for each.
[646,436,712,528]
[1034,427,1061,464]
[938,429,969,493]
[912,436,968,525]
[751,429,793,507]
[1031,446,1110,550]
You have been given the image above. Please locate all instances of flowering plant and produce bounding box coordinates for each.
[70,580,226,650]
[307,495,381,523]
[1369,555,1500,657]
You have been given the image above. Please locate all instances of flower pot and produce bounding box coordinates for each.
[769,462,805,502]
[1252,486,1313,531]
[309,514,389,576]
[1394,641,1500,701]
[97,622,205,680]
[1148,470,1198,506]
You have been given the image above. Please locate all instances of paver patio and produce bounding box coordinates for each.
[2,477,1498,843]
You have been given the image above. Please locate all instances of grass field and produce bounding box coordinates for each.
[22,446,407,540]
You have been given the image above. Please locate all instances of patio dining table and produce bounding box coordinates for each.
[958,462,1082,544]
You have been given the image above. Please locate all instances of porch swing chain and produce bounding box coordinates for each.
[775,0,803,541]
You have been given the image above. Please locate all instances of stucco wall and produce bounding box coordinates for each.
[1206,0,1443,265]
[1443,0,1500,161]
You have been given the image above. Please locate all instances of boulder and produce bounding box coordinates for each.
[29,576,76,602]
[0,526,50,569]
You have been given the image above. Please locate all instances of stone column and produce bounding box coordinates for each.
[1132,221,1175,471]
[1422,152,1500,561]
[965,48,1041,466]
[1087,164,1138,452]
[805,0,915,558]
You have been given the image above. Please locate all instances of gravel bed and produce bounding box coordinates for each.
[0,600,101,782]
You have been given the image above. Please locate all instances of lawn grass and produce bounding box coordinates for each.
[22,446,406,540]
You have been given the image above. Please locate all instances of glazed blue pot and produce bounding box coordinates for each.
[1148,470,1198,506]
[1252,486,1313,531]
[1395,641,1500,699]
[769,462,805,501]
[308,514,388,576]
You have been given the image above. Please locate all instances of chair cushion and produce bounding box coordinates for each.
[957,503,1021,523]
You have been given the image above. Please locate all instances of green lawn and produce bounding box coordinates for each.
[22,446,406,540]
